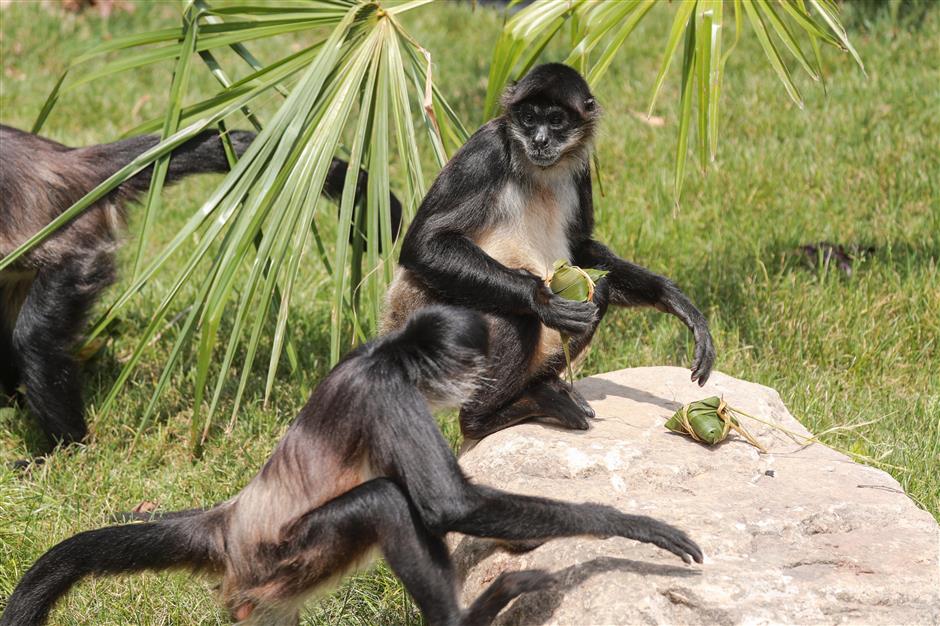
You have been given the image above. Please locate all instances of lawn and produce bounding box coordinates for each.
[1,2,938,624]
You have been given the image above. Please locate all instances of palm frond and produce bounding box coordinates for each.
[4,0,463,451]
[486,0,865,202]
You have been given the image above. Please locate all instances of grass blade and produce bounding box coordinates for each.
[695,2,714,170]
[674,9,697,204]
[756,0,819,81]
[131,7,199,278]
[807,0,866,75]
[586,0,656,87]
[706,0,723,162]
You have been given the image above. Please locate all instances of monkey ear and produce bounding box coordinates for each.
[500,81,520,111]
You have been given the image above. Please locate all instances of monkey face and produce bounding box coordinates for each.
[509,100,588,168]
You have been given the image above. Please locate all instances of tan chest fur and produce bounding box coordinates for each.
[474,173,579,369]
[475,175,577,279]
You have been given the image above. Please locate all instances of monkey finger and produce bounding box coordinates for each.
[690,335,716,386]
[691,366,711,387]
[650,525,704,564]
[564,386,595,418]
[542,299,597,335]
[541,410,590,431]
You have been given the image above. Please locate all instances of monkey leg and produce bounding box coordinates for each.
[11,254,113,447]
[0,319,20,398]
[381,395,702,567]
[459,281,611,440]
[239,479,550,626]
[435,484,702,566]
[457,313,541,438]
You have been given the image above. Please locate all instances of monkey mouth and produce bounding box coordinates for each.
[527,149,560,167]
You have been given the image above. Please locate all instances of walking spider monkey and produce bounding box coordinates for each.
[0,125,401,451]
[1,306,702,626]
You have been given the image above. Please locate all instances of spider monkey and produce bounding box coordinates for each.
[0,306,702,626]
[383,63,716,440]
[0,124,402,450]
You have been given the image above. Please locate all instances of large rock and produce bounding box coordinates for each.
[454,367,940,625]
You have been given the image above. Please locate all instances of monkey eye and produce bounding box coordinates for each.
[520,110,536,127]
[548,112,566,128]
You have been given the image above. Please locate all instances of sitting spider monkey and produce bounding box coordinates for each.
[383,63,716,440]
[0,125,402,451]
[0,306,702,626]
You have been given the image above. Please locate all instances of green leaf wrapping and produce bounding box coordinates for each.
[665,396,730,444]
[549,259,608,302]
[548,260,608,385]
[665,396,767,452]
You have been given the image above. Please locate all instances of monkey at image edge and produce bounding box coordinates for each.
[0,124,402,453]
[1,305,702,626]
[383,63,716,440]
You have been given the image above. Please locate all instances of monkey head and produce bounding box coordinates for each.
[501,63,599,168]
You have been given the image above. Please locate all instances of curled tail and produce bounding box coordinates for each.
[376,305,490,408]
[1,516,217,626]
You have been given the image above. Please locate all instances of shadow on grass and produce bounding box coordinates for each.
[766,238,939,281]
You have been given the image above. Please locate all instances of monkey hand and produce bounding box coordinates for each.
[626,515,704,564]
[690,323,715,386]
[534,289,597,335]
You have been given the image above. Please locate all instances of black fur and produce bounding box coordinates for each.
[1,306,701,626]
[0,125,402,451]
[393,63,716,439]
[0,517,218,626]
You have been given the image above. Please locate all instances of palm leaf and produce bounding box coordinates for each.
[2,1,462,449]
[487,0,865,200]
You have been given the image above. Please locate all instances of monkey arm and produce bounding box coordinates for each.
[400,229,544,315]
[401,231,596,336]
[573,239,715,384]
[399,123,542,315]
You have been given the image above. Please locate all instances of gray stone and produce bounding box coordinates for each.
[454,367,940,625]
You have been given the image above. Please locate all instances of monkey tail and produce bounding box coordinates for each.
[82,130,402,245]
[376,305,490,408]
[78,129,255,195]
[0,515,219,626]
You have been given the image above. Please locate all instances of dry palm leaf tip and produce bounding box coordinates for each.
[547,259,608,385]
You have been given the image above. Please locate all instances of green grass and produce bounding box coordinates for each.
[1,2,938,624]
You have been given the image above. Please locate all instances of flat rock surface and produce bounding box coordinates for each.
[454,367,940,625]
